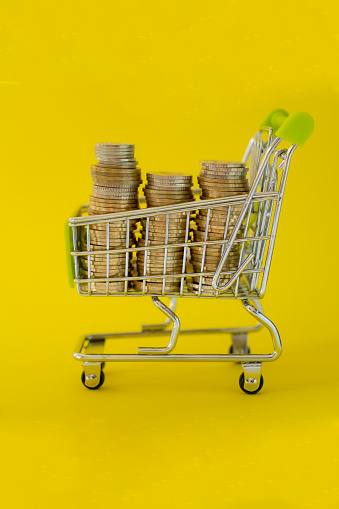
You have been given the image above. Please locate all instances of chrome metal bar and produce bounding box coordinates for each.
[73,298,280,363]
[86,224,91,295]
[243,299,281,360]
[72,235,271,258]
[162,214,169,295]
[242,136,255,164]
[142,297,177,331]
[143,216,150,295]
[199,208,210,296]
[235,202,252,297]
[252,149,286,288]
[72,226,81,294]
[124,219,130,295]
[69,192,279,226]
[75,267,263,284]
[106,222,110,295]
[259,144,297,297]
[138,296,181,354]
[212,137,281,292]
[180,211,191,296]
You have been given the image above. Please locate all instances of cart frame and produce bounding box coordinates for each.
[66,110,314,393]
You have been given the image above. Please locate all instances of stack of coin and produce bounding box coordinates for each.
[135,172,194,293]
[81,143,141,294]
[188,161,249,294]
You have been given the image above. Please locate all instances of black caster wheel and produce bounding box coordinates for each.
[229,345,250,354]
[81,370,105,390]
[239,372,264,395]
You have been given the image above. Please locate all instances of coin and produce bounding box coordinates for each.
[92,185,140,195]
[200,160,245,167]
[136,171,195,281]
[144,188,193,196]
[91,166,140,175]
[198,176,249,183]
[89,220,134,228]
[200,170,247,178]
[137,250,184,258]
[96,162,137,168]
[89,225,136,233]
[190,252,240,262]
[145,184,193,191]
[133,281,181,292]
[83,253,128,262]
[89,231,135,239]
[198,180,249,189]
[147,171,192,180]
[141,217,189,226]
[144,197,194,205]
[89,194,138,203]
[82,255,129,263]
[83,282,127,293]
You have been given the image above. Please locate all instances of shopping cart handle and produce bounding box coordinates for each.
[64,219,75,288]
[260,109,314,146]
[212,253,255,293]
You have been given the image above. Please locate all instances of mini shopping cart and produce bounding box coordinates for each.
[65,109,314,394]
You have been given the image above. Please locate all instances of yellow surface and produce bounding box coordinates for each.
[1,1,339,507]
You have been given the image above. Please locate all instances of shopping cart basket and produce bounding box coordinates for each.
[65,109,314,393]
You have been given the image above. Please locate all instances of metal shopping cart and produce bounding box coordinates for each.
[65,109,314,393]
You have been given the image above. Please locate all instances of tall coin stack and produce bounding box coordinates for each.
[135,172,194,294]
[188,161,249,294]
[81,143,141,294]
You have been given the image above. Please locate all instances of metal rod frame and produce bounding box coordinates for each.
[69,129,297,300]
[74,297,281,364]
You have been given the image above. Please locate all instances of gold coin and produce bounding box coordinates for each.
[133,281,181,292]
[198,182,249,190]
[145,198,195,206]
[200,160,245,167]
[83,267,129,274]
[147,171,192,179]
[82,257,129,265]
[140,219,189,228]
[137,258,183,267]
[90,196,138,204]
[143,213,189,222]
[200,171,247,180]
[90,195,139,202]
[88,207,139,215]
[83,282,128,293]
[86,243,131,250]
[89,223,136,232]
[137,251,184,260]
[145,184,193,192]
[198,176,249,183]
[143,229,188,236]
[92,181,141,189]
[88,229,134,237]
[92,165,140,173]
[144,187,192,195]
[82,254,128,262]
[93,184,140,194]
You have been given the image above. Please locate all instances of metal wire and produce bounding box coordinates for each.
[69,130,296,299]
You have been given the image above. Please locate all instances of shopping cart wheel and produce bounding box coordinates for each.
[81,370,105,390]
[239,372,264,395]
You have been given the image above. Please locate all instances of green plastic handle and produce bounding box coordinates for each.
[64,218,75,288]
[260,108,314,146]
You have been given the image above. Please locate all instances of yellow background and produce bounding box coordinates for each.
[1,1,339,507]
